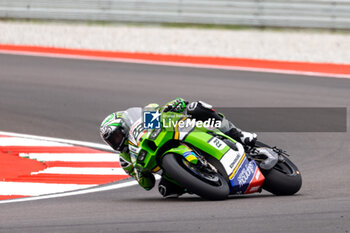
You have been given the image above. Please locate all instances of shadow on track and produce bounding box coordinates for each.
[117,193,292,203]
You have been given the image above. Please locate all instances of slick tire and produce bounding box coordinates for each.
[262,156,302,195]
[162,153,229,200]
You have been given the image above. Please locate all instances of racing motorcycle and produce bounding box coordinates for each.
[126,107,302,200]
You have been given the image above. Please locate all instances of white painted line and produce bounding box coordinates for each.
[0,131,114,152]
[31,167,127,175]
[19,153,119,162]
[0,182,96,196]
[0,137,73,147]
[0,50,350,80]
[0,180,138,204]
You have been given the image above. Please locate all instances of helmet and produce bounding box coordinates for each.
[100,112,130,151]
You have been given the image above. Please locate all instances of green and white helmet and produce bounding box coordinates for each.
[100,111,130,151]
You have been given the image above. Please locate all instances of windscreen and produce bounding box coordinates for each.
[123,107,142,128]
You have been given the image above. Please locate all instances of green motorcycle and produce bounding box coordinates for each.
[126,107,302,200]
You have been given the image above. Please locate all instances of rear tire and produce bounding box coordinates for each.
[262,156,302,195]
[162,153,229,200]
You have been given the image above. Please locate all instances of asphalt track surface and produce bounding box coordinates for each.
[0,53,349,233]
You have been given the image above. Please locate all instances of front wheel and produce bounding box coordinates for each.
[262,156,302,195]
[161,153,230,200]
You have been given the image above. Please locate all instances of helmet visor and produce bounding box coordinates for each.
[106,128,125,151]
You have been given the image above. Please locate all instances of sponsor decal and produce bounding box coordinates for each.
[183,151,197,163]
[244,168,265,194]
[220,149,241,176]
[150,128,162,140]
[255,170,261,180]
[187,102,198,111]
[132,123,145,140]
[237,162,255,187]
[129,119,147,146]
[228,153,246,180]
[129,145,140,154]
[229,153,241,169]
[230,160,259,194]
[248,186,260,192]
[183,151,192,157]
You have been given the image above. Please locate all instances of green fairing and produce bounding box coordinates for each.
[135,111,236,173]
[184,129,238,161]
[163,144,198,164]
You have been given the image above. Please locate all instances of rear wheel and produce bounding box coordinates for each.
[162,153,229,200]
[262,156,302,195]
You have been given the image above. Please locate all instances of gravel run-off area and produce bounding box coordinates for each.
[1,21,350,64]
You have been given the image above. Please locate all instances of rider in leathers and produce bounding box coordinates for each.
[100,98,258,198]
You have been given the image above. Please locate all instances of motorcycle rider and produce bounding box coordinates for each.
[100,98,258,198]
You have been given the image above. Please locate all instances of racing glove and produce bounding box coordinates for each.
[164,98,188,113]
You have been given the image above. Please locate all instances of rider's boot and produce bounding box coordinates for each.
[219,116,257,147]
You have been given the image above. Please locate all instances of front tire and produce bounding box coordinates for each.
[162,153,230,200]
[262,156,302,195]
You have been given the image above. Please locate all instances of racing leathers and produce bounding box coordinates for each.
[118,98,257,198]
